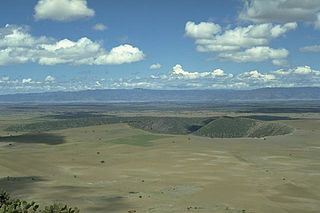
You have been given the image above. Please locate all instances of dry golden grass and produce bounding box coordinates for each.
[0,111,320,212]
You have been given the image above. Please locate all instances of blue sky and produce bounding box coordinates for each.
[0,0,320,94]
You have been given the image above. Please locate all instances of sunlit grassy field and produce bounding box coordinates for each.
[0,104,320,213]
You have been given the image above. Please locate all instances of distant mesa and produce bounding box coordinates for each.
[0,87,320,103]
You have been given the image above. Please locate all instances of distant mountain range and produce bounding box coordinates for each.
[0,87,319,103]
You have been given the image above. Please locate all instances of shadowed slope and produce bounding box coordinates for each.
[128,117,210,134]
[0,133,65,145]
[128,116,293,138]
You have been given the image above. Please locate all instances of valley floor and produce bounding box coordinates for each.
[0,110,320,213]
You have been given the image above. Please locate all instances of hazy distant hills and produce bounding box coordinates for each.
[0,87,319,103]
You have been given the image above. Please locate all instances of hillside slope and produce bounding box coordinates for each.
[194,117,293,138]
[128,117,210,134]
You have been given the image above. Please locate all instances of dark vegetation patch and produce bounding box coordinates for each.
[0,133,65,145]
[242,107,320,113]
[44,111,105,119]
[194,117,293,138]
[0,190,79,213]
[187,124,204,132]
[4,112,293,139]
[241,115,294,121]
[6,114,211,134]
[127,116,210,135]
[128,116,293,138]
[194,117,257,138]
[5,116,123,132]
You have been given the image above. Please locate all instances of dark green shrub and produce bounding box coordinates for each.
[42,203,79,213]
[0,191,79,213]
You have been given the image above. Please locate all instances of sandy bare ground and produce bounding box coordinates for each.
[0,115,320,212]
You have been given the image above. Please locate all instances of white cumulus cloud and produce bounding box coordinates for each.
[239,70,276,81]
[2,65,320,93]
[34,0,95,21]
[185,21,221,39]
[218,46,289,65]
[300,45,320,52]
[0,25,145,66]
[95,44,145,65]
[187,22,296,51]
[22,78,33,84]
[45,75,55,82]
[171,64,232,79]
[95,81,102,87]
[273,66,320,76]
[150,63,161,70]
[185,21,296,65]
[293,66,319,75]
[239,0,320,29]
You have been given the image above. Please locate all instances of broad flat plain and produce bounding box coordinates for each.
[0,104,320,213]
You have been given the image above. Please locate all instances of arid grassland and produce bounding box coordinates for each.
[0,103,320,213]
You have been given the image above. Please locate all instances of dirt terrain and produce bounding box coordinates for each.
[0,108,320,213]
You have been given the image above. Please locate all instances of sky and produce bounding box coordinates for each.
[0,0,320,94]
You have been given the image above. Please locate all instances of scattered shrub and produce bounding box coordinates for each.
[0,191,79,213]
